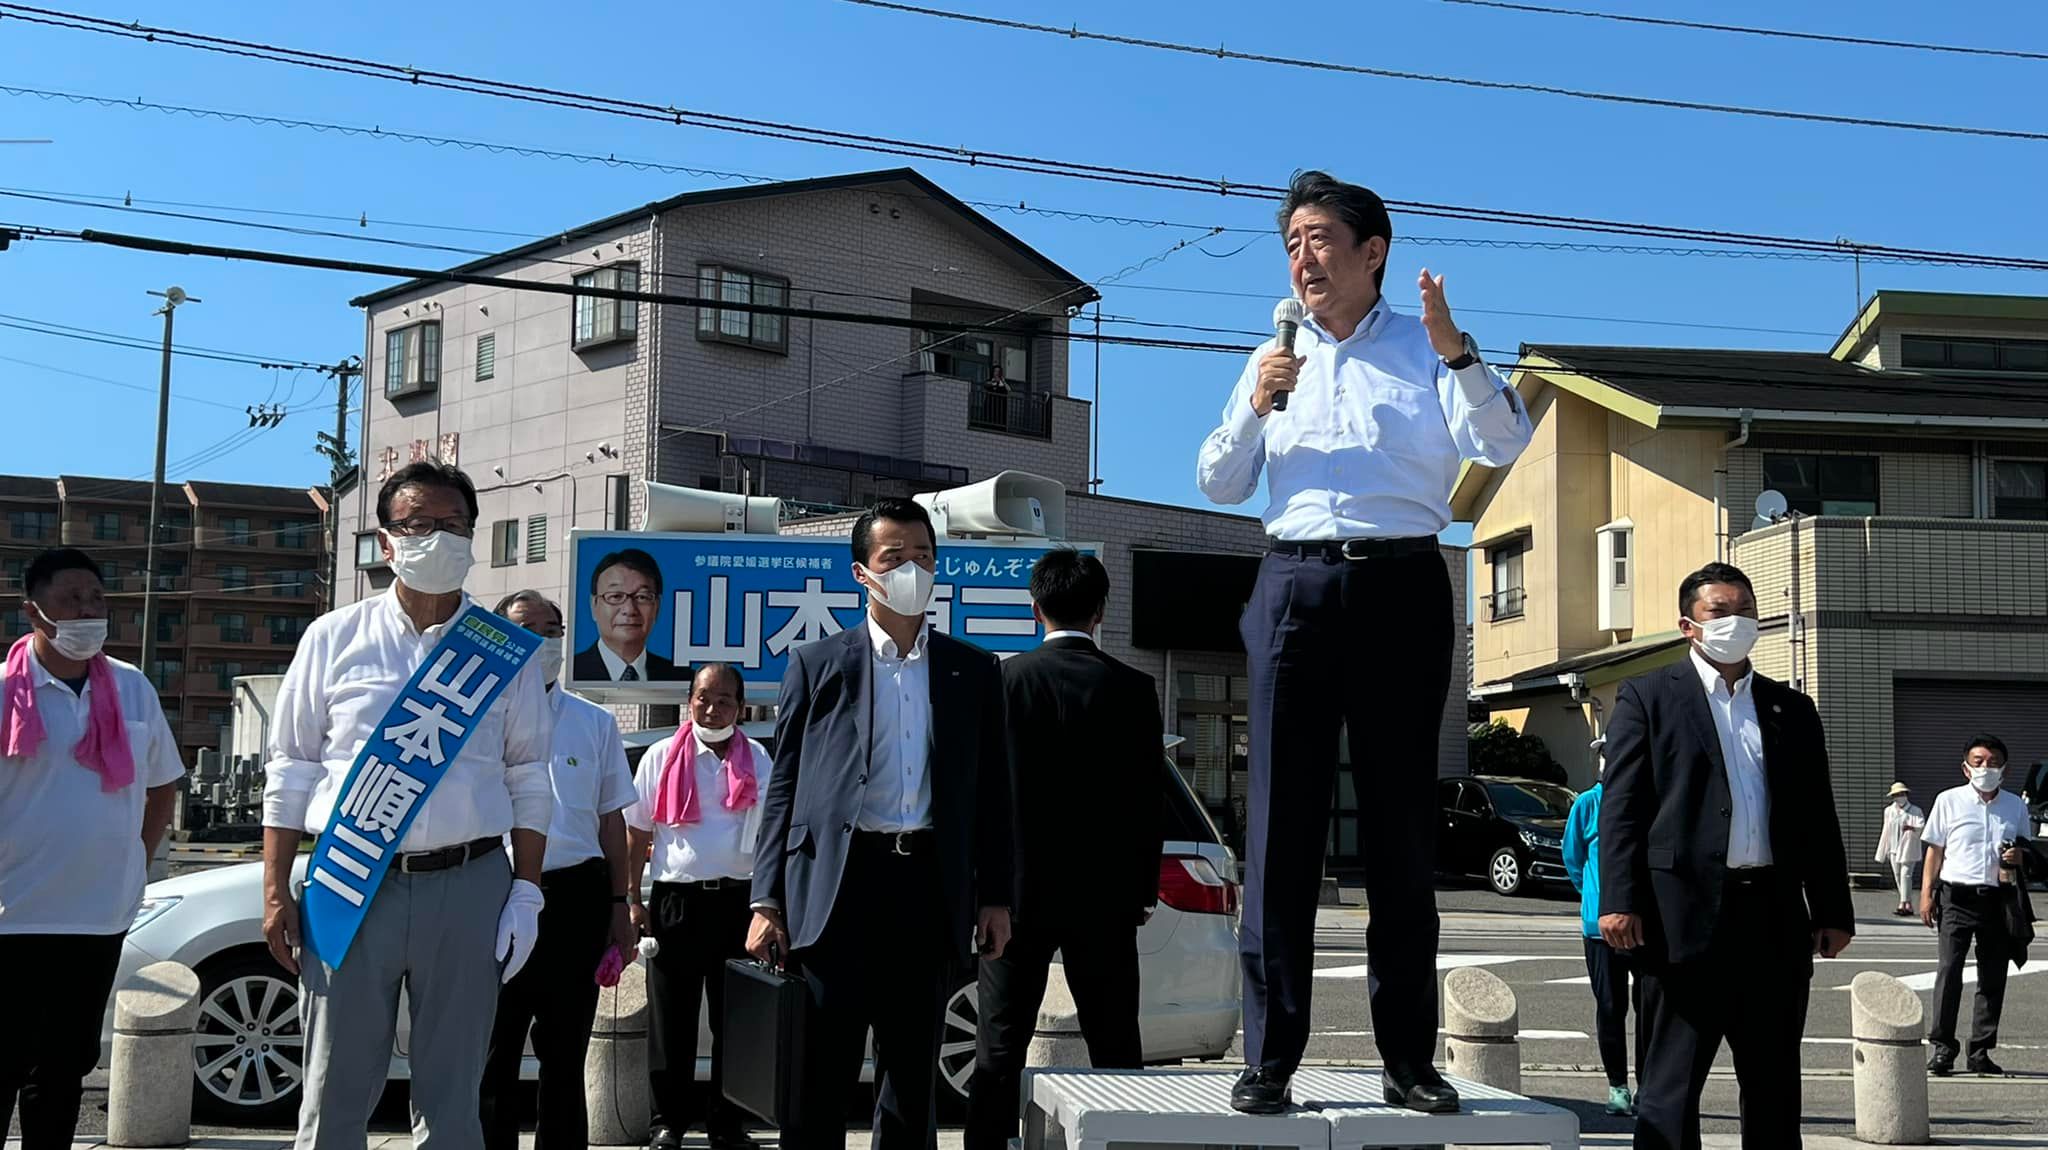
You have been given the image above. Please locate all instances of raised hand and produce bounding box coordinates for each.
[1417,269,1467,361]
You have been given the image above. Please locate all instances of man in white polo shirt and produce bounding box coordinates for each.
[481,591,636,1150]
[0,547,184,1150]
[1921,732,2032,1077]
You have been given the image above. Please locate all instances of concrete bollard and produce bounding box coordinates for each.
[108,961,202,1148]
[1024,962,1091,1070]
[585,960,651,1147]
[1851,971,1930,1145]
[1441,966,1519,1093]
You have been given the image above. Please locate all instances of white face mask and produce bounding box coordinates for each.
[1893,796,1908,808]
[1970,766,2004,794]
[696,723,735,745]
[860,560,935,619]
[384,530,475,595]
[1690,614,1759,664]
[32,606,107,661]
[532,636,564,684]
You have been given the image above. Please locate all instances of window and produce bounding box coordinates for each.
[214,661,243,691]
[355,530,386,569]
[161,702,181,725]
[8,510,55,540]
[1899,334,2048,372]
[153,609,183,642]
[2,557,23,591]
[218,565,248,591]
[220,517,252,545]
[491,519,519,567]
[920,330,1036,388]
[266,614,306,644]
[1455,781,1491,815]
[275,519,314,549]
[1596,520,1634,632]
[206,709,228,727]
[1761,453,1879,516]
[476,332,497,380]
[149,658,182,688]
[274,569,308,598]
[93,512,122,541]
[215,613,247,643]
[1487,540,1526,621]
[695,264,787,352]
[384,321,441,397]
[159,509,190,541]
[525,514,547,563]
[1995,460,2048,521]
[573,263,641,349]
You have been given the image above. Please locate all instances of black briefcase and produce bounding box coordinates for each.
[721,956,807,1124]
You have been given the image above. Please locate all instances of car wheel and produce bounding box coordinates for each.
[935,979,981,1117]
[1487,847,1526,897]
[190,953,304,1124]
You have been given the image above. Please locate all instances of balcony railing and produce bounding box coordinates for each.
[1485,587,1527,621]
[967,384,1052,439]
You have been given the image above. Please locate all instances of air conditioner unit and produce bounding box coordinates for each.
[913,470,1066,539]
[641,480,781,534]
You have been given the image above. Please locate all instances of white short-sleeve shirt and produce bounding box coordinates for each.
[531,685,636,872]
[625,733,766,883]
[1922,783,2030,888]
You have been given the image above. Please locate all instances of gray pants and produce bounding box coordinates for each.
[297,850,511,1150]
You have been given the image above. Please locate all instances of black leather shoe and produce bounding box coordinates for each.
[648,1128,683,1150]
[1230,1066,1292,1114]
[1968,1052,2006,1076]
[1383,1065,1461,1114]
[1928,1050,1955,1077]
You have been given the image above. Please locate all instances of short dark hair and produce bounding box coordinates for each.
[590,549,663,597]
[1276,170,1394,290]
[1966,734,2009,764]
[377,461,479,527]
[24,547,103,599]
[493,589,562,626]
[690,662,744,698]
[1679,562,1756,619]
[851,497,937,566]
[1030,548,1110,630]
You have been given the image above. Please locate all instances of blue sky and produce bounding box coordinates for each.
[4,0,2048,551]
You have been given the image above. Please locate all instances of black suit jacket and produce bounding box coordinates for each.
[571,642,681,682]
[1003,636,1163,925]
[751,622,1014,967]
[1598,659,1855,967]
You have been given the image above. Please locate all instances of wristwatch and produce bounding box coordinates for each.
[1443,331,1480,371]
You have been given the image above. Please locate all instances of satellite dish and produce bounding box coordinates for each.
[1755,489,1789,522]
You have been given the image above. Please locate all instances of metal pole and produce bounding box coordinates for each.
[140,288,192,680]
[1091,303,1103,492]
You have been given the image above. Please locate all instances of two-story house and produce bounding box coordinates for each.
[1456,291,2048,867]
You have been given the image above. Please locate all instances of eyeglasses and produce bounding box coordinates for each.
[596,591,659,608]
[382,516,475,539]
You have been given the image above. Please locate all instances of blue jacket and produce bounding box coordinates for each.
[1562,782,1602,939]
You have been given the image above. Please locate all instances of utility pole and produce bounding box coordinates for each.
[140,286,197,682]
[314,357,362,612]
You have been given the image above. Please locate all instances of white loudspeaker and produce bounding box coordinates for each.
[913,470,1065,539]
[641,480,782,534]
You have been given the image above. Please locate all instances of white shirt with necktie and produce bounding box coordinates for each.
[859,612,932,833]
[596,641,649,683]
[1691,649,1773,869]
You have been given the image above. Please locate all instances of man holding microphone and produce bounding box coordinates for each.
[1197,170,1532,1115]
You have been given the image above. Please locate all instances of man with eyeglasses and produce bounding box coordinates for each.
[574,548,684,682]
[262,461,554,1150]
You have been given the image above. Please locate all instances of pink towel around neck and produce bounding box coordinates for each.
[651,721,757,826]
[2,634,135,792]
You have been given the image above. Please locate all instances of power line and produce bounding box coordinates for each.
[0,311,327,372]
[8,8,2048,269]
[0,352,255,411]
[1436,0,2048,64]
[842,0,2048,145]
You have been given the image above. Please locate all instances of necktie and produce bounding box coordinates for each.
[621,665,640,681]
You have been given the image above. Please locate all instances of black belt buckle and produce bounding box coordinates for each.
[891,832,915,857]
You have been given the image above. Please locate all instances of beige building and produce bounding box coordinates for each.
[1455,291,2048,867]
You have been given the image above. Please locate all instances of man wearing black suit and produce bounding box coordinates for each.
[964,550,1162,1150]
[746,498,1014,1150]
[574,548,683,682]
[1599,562,1854,1150]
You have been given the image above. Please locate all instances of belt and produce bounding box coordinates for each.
[1268,536,1436,562]
[1942,881,2003,897]
[395,836,501,875]
[1725,865,1777,887]
[852,829,933,857]
[672,876,749,892]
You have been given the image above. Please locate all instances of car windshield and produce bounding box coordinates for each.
[1485,781,1575,819]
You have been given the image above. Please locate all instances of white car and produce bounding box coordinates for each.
[104,735,1239,1123]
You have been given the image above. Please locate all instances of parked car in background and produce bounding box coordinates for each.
[104,731,1238,1122]
[1436,776,1576,896]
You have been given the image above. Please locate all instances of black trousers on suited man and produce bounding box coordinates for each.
[481,858,613,1150]
[1239,542,1452,1078]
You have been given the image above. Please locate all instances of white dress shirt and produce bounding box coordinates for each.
[1042,630,1095,644]
[596,642,649,682]
[531,684,635,872]
[0,650,185,935]
[1196,296,1533,540]
[1922,784,2030,888]
[859,612,932,833]
[262,590,554,850]
[625,732,768,882]
[1691,650,1773,868]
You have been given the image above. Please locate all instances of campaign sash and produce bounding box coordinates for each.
[300,605,540,968]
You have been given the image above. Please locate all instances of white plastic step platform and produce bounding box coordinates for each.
[1021,1067,1578,1150]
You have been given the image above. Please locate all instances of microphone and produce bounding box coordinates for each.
[1271,298,1303,412]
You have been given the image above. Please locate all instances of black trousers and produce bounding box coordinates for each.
[1583,935,1642,1089]
[481,858,613,1150]
[1634,874,1810,1150]
[1930,881,2014,1059]
[964,907,1141,1150]
[645,879,752,1134]
[1239,548,1451,1075]
[783,835,951,1150]
[0,931,125,1150]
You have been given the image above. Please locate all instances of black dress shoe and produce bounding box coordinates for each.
[647,1127,683,1150]
[1928,1050,1955,1077]
[1229,1066,1293,1114]
[1383,1065,1461,1114]
[1968,1052,2006,1076]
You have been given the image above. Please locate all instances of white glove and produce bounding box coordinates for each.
[495,878,545,983]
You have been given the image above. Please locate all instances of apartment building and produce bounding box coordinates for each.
[1454,291,2048,866]
[0,475,332,768]
[335,167,1468,862]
